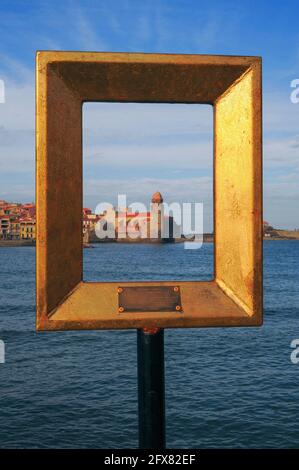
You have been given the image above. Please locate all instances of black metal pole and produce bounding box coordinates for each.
[137,328,166,449]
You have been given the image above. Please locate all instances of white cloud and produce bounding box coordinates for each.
[0,53,299,228]
[85,176,213,201]
[0,82,35,174]
[0,82,34,129]
[84,141,213,170]
[83,102,213,170]
[264,137,299,170]
[0,54,33,85]
[71,3,107,51]
[83,102,213,138]
[264,91,299,134]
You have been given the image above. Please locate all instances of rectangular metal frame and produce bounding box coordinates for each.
[36,51,262,330]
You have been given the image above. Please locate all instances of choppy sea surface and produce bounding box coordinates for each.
[0,241,298,448]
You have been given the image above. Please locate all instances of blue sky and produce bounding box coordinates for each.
[0,0,298,230]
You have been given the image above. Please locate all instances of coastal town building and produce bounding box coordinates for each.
[88,192,179,243]
[0,200,36,240]
[1,193,179,242]
[0,215,10,239]
[20,217,36,240]
[0,199,296,242]
[10,219,21,239]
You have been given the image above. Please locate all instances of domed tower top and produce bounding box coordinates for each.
[151,191,163,204]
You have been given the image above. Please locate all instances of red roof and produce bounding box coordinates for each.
[27,208,36,217]
[151,191,163,203]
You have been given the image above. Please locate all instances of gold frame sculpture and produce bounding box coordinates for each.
[36,51,263,331]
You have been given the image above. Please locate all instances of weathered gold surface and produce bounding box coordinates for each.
[41,281,256,330]
[36,51,263,331]
[215,65,262,319]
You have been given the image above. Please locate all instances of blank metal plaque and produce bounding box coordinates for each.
[118,286,182,313]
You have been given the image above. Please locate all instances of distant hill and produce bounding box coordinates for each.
[274,229,299,240]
